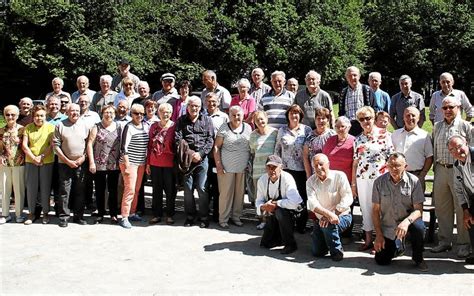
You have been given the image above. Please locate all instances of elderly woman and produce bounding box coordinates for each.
[143,99,159,131]
[146,103,176,225]
[0,105,25,224]
[213,105,252,228]
[230,78,256,124]
[303,107,336,178]
[22,105,55,224]
[114,77,139,108]
[275,104,312,233]
[118,104,149,229]
[352,106,394,251]
[172,80,196,122]
[249,111,278,229]
[86,105,122,224]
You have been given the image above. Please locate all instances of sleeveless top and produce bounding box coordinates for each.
[93,122,121,171]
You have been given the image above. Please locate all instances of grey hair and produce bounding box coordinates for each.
[77,75,89,84]
[52,77,64,86]
[252,68,264,76]
[100,75,113,84]
[229,105,243,115]
[442,96,461,106]
[206,92,220,105]
[237,78,251,90]
[158,102,173,113]
[305,70,321,80]
[130,103,144,113]
[439,72,454,82]
[137,81,150,89]
[404,106,420,117]
[399,75,411,83]
[388,152,407,161]
[271,70,286,80]
[345,66,360,76]
[447,134,467,147]
[368,72,381,81]
[19,97,33,105]
[335,116,351,127]
[202,70,216,79]
[188,96,202,106]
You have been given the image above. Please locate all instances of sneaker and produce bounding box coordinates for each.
[431,243,452,253]
[230,219,243,227]
[129,214,143,222]
[219,222,229,229]
[58,219,68,228]
[119,218,132,229]
[16,216,25,223]
[0,217,6,224]
[166,217,175,225]
[457,245,471,258]
[42,214,50,225]
[199,220,209,228]
[149,217,161,225]
[256,222,266,230]
[331,251,344,262]
[415,260,429,272]
[24,213,35,225]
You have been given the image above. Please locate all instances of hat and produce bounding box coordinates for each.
[161,73,176,82]
[118,58,130,65]
[266,155,282,166]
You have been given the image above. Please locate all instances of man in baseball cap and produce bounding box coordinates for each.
[111,58,140,92]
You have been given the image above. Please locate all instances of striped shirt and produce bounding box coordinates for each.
[258,89,294,129]
[249,128,278,180]
[344,84,364,121]
[120,122,149,165]
[216,122,251,173]
[250,82,271,105]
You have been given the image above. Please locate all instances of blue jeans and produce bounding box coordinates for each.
[311,214,352,256]
[183,157,209,220]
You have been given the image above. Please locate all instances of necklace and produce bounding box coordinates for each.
[336,136,348,147]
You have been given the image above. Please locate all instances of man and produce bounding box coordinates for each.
[46,95,67,125]
[115,100,131,127]
[111,58,140,92]
[53,103,90,227]
[391,107,433,190]
[389,75,425,129]
[131,81,152,106]
[286,78,299,95]
[249,67,271,105]
[152,73,179,106]
[175,96,214,228]
[429,72,473,124]
[372,152,428,271]
[256,155,303,254]
[71,75,96,104]
[431,96,473,258]
[295,70,334,129]
[91,75,117,113]
[448,135,474,264]
[307,154,352,261]
[17,97,34,126]
[78,94,100,130]
[59,94,71,114]
[258,70,294,129]
[45,77,71,101]
[368,72,391,113]
[200,70,232,112]
[338,66,374,136]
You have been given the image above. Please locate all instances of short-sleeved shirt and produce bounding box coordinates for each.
[275,124,312,172]
[152,88,179,107]
[249,128,278,180]
[53,118,89,162]
[0,125,25,167]
[230,95,256,121]
[91,90,118,113]
[216,122,251,173]
[209,111,229,136]
[372,172,425,240]
[249,83,271,105]
[433,117,472,165]
[295,88,333,129]
[71,89,96,104]
[201,84,232,111]
[24,122,55,164]
[258,89,294,129]
[391,127,433,171]
[389,91,425,129]
[429,89,473,123]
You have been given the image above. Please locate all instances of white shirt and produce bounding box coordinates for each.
[80,111,101,130]
[429,89,473,123]
[306,171,353,219]
[392,126,433,171]
[255,171,302,216]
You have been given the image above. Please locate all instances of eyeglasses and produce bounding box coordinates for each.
[5,113,17,117]
[358,116,373,122]
[61,101,69,105]
[124,83,133,86]
[442,105,457,110]
[132,112,144,116]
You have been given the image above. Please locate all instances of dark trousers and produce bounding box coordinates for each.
[58,163,87,220]
[52,156,60,214]
[285,169,308,232]
[183,158,209,220]
[261,208,296,248]
[468,206,474,249]
[150,166,176,218]
[84,166,94,208]
[207,157,219,221]
[349,120,362,137]
[375,218,425,265]
[94,170,119,217]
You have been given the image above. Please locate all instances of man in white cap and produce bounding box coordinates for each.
[152,72,179,106]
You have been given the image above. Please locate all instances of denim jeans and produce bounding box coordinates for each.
[311,214,352,256]
[183,157,209,220]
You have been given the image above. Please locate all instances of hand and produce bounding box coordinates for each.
[319,217,329,228]
[351,185,358,198]
[216,164,225,175]
[374,235,385,252]
[396,219,410,239]
[327,212,340,225]
[33,155,43,166]
[89,163,97,174]
[67,158,78,169]
[123,165,131,176]
[265,201,277,213]
[463,209,474,230]
[145,165,151,176]
[191,152,202,163]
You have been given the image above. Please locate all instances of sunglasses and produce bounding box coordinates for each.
[132,112,144,116]
[358,116,373,122]
[442,105,457,110]
[124,83,134,86]
[5,113,17,117]
[61,101,69,104]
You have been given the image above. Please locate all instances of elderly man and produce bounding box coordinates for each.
[115,100,131,127]
[431,96,473,257]
[286,78,299,95]
[307,154,352,261]
[372,152,428,271]
[258,70,295,129]
[429,72,473,124]
[448,135,474,263]
[338,66,374,136]
[78,94,100,130]
[152,73,179,106]
[17,97,33,126]
[175,96,214,228]
[391,107,433,190]
[53,103,90,227]
[45,77,71,101]
[200,70,232,112]
[389,75,425,129]
[368,72,391,113]
[249,67,271,105]
[71,75,96,104]
[111,58,140,92]
[132,81,152,106]
[46,95,67,125]
[256,155,302,254]
[91,75,117,113]
[295,70,334,129]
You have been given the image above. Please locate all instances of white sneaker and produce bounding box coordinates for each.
[256,222,266,230]
[457,245,471,258]
[0,215,11,224]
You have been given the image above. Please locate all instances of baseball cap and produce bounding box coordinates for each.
[118,58,130,65]
[266,155,282,166]
[161,73,176,82]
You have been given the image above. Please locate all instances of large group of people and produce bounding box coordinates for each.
[1,61,474,271]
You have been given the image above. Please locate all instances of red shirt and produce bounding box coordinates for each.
[147,122,176,167]
[322,134,355,182]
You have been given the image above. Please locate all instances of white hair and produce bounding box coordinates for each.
[100,75,113,84]
[368,72,382,81]
[77,75,89,84]
[52,77,64,86]
[137,81,150,89]
[305,70,321,80]
[237,78,251,90]
[188,96,201,106]
[271,70,286,80]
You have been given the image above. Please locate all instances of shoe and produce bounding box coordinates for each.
[24,213,35,225]
[119,218,132,229]
[94,217,104,224]
[58,219,68,228]
[16,216,25,223]
[110,216,118,224]
[199,220,209,228]
[219,222,229,229]
[73,218,87,225]
[42,214,50,225]
[0,217,6,224]
[129,214,143,222]
[415,260,429,272]
[149,217,161,225]
[166,217,175,225]
[280,245,297,255]
[431,244,452,253]
[457,245,471,258]
[230,219,243,227]
[331,251,344,262]
[184,219,194,227]
[256,222,266,230]
[465,257,474,264]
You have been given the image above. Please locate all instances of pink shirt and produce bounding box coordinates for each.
[322,134,355,182]
[230,95,256,121]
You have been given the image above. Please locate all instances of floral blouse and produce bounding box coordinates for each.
[275,124,312,171]
[0,125,25,167]
[354,127,394,180]
[305,128,336,163]
[92,122,121,171]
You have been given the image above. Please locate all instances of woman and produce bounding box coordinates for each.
[230,78,256,124]
[0,105,25,224]
[143,99,159,131]
[118,104,149,229]
[114,77,139,108]
[147,103,176,225]
[172,80,196,122]
[303,107,336,178]
[22,105,55,224]
[274,104,312,233]
[213,106,251,228]
[87,105,122,224]
[352,106,394,251]
[249,111,278,230]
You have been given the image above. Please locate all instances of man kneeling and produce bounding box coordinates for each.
[307,154,353,261]
[372,152,428,271]
[256,155,303,254]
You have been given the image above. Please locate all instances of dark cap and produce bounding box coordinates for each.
[266,155,282,166]
[118,58,130,65]
[161,73,176,82]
